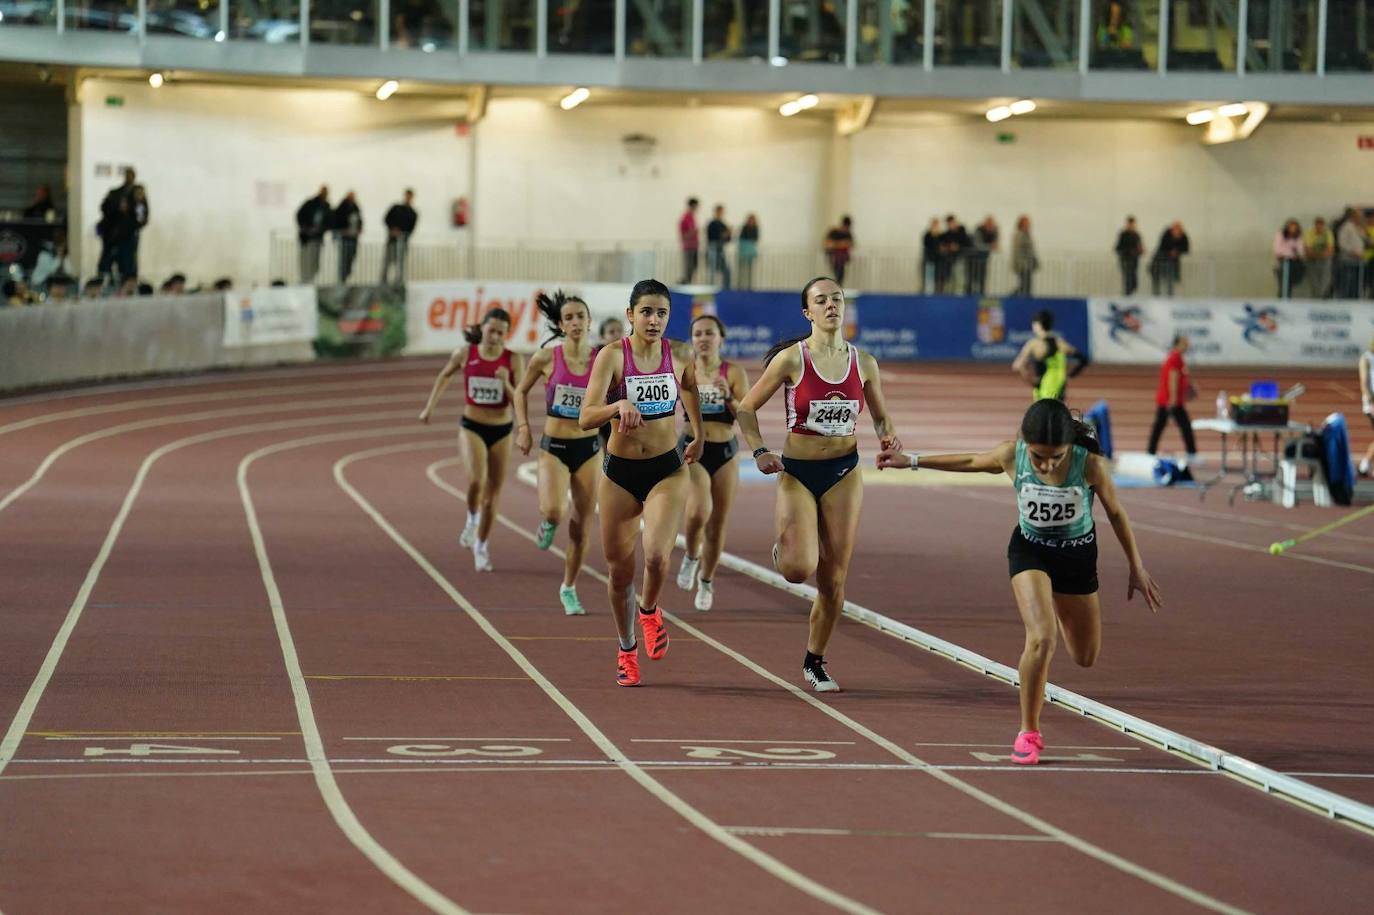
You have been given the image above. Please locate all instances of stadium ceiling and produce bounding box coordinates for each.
[6,63,1374,127]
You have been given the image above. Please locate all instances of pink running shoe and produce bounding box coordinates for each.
[616,646,641,687]
[638,606,669,660]
[1011,730,1043,765]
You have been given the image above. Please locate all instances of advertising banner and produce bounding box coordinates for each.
[222,285,317,347]
[315,286,407,358]
[407,280,634,355]
[1088,297,1374,366]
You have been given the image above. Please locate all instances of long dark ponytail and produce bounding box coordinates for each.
[535,290,588,346]
[1020,398,1101,455]
[463,307,512,346]
[1033,309,1058,359]
[763,275,836,366]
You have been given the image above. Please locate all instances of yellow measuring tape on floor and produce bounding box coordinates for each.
[1269,503,1374,555]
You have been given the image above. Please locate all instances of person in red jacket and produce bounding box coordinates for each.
[1146,334,1198,460]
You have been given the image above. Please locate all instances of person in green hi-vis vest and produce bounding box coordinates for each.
[1011,309,1089,401]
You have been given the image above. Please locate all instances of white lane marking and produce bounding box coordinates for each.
[969,752,1123,763]
[725,826,1058,842]
[240,427,470,915]
[1120,497,1374,545]
[0,393,421,518]
[42,736,283,741]
[341,737,573,742]
[913,742,1140,751]
[630,739,857,745]
[0,407,427,780]
[440,459,1253,915]
[348,442,881,915]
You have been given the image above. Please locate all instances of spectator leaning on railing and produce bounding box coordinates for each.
[1012,216,1037,297]
[382,189,418,285]
[737,213,759,290]
[1304,217,1334,298]
[333,191,363,285]
[1272,218,1305,298]
[296,186,331,284]
[1335,208,1367,299]
[1114,215,1143,296]
[1151,221,1189,296]
[920,217,941,293]
[968,215,998,296]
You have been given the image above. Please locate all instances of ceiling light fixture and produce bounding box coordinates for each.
[148,72,164,88]
[780,94,819,117]
[1218,102,1248,118]
[1009,99,1036,116]
[1185,109,1215,125]
[560,87,590,110]
[375,80,399,101]
[985,106,1012,123]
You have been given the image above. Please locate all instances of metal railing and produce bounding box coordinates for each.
[268,230,1373,300]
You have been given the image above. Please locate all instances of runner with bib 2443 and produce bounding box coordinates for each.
[736,276,901,694]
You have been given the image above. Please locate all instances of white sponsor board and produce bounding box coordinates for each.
[1088,297,1374,367]
[222,286,317,347]
[407,280,635,355]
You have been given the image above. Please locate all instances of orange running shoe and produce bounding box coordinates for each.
[638,606,670,660]
[616,646,640,687]
[1011,730,1043,765]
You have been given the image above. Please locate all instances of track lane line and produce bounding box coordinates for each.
[239,427,468,915]
[426,457,1252,915]
[341,441,881,915]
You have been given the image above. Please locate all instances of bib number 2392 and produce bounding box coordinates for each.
[468,376,504,405]
[806,399,859,436]
[552,383,584,417]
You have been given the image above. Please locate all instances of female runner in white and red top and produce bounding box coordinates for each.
[580,280,704,688]
[736,277,901,693]
[419,307,525,573]
[514,291,603,617]
[675,314,750,611]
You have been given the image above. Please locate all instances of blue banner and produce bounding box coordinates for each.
[668,291,1089,362]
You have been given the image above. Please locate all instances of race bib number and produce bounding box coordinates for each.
[805,399,860,436]
[467,375,504,405]
[698,382,727,414]
[550,383,584,418]
[1018,483,1083,529]
[626,372,677,417]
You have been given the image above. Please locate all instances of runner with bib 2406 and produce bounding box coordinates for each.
[736,276,902,694]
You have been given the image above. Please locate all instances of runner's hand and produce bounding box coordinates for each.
[682,437,704,464]
[617,400,644,430]
[875,449,910,470]
[515,425,532,455]
[755,451,784,475]
[1128,564,1162,613]
[880,433,902,453]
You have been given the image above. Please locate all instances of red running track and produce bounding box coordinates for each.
[0,358,1370,914]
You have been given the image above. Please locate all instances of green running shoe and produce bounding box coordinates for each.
[559,585,586,616]
[536,519,557,550]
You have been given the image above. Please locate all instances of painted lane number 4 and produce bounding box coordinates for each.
[83,743,240,757]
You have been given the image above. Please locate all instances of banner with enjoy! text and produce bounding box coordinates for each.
[406,280,635,355]
[1088,297,1374,366]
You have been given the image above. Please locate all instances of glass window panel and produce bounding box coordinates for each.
[703,0,770,58]
[470,0,536,50]
[0,0,58,28]
[1326,0,1374,71]
[627,0,692,57]
[146,0,221,39]
[778,0,848,62]
[1244,0,1315,71]
[1091,0,1158,69]
[230,0,302,42]
[548,0,615,53]
[65,0,139,32]
[392,0,456,49]
[1012,0,1078,67]
[857,0,924,63]
[310,0,378,43]
[934,0,1003,65]
[1164,0,1238,71]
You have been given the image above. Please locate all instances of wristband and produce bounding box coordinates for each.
[752,446,770,459]
[905,452,920,470]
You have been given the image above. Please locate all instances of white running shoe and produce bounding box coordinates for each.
[676,554,700,590]
[802,661,840,693]
[694,578,714,611]
[559,585,586,616]
[473,541,493,572]
[460,515,479,548]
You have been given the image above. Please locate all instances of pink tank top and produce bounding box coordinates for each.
[616,337,678,422]
[545,344,594,419]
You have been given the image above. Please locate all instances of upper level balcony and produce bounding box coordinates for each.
[0,0,1371,103]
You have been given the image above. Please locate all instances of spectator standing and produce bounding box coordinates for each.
[333,191,363,285]
[824,215,855,286]
[23,183,57,220]
[1335,208,1367,299]
[940,215,970,294]
[96,167,138,285]
[295,186,331,284]
[382,189,418,285]
[1114,215,1144,295]
[1303,217,1334,298]
[1012,215,1038,296]
[1151,221,1190,296]
[920,217,942,293]
[737,213,760,289]
[1272,218,1305,298]
[120,185,150,282]
[968,215,998,295]
[1146,333,1199,463]
[678,197,700,284]
[705,204,732,289]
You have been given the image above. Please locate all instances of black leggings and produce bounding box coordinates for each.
[1146,405,1196,455]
